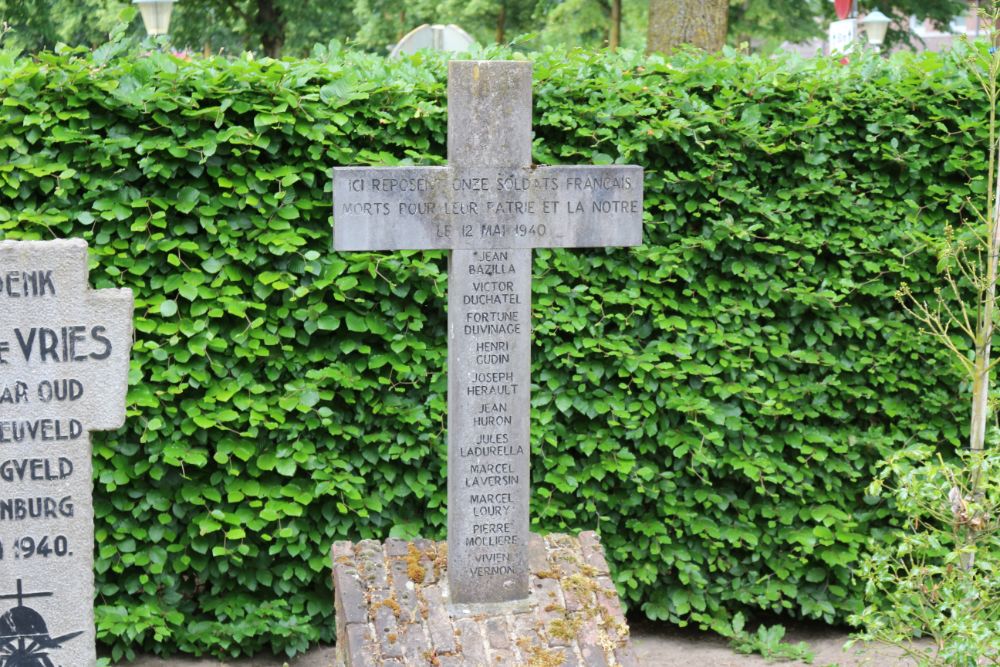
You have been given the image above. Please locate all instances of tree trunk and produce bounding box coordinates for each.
[971,145,1000,457]
[647,0,728,53]
[257,0,285,58]
[609,0,621,50]
[496,1,507,44]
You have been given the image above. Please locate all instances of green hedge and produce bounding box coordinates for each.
[0,38,980,659]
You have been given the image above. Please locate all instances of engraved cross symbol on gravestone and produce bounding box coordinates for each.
[0,239,133,667]
[332,61,643,606]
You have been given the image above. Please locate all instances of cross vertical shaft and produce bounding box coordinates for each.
[447,61,533,604]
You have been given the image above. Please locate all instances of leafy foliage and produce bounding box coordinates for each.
[0,0,142,52]
[850,14,1000,659]
[851,446,1000,665]
[0,38,983,659]
[725,613,814,663]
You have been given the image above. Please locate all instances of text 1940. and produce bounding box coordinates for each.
[0,534,72,560]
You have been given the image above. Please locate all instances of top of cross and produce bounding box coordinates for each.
[446,61,533,168]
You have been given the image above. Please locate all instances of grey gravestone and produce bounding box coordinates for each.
[0,239,133,667]
[389,24,476,58]
[332,61,642,607]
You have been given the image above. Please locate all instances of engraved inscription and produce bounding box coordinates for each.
[452,247,529,587]
[0,239,133,665]
[333,165,643,251]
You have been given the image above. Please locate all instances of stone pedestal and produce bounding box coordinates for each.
[332,532,638,667]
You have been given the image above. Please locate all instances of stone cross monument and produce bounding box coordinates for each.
[0,239,133,667]
[333,60,642,608]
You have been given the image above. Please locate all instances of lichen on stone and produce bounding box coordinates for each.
[546,616,582,642]
[406,543,428,584]
[371,596,401,619]
[517,637,565,667]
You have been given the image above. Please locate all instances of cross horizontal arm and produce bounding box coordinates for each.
[333,165,643,251]
[0,580,52,605]
[0,591,52,601]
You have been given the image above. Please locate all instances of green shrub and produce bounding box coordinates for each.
[851,446,1000,666]
[0,37,980,658]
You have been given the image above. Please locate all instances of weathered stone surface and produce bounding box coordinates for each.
[332,563,368,625]
[374,605,403,659]
[359,544,389,591]
[388,559,421,620]
[454,618,488,664]
[384,537,410,558]
[332,60,644,609]
[596,576,628,628]
[511,611,544,648]
[332,533,635,666]
[424,584,457,653]
[559,648,582,667]
[562,576,593,614]
[615,643,641,667]
[579,530,611,575]
[490,648,518,666]
[581,640,612,667]
[528,531,548,571]
[0,239,133,667]
[537,580,571,647]
[399,620,431,662]
[332,541,355,562]
[345,623,378,667]
[448,60,532,169]
[484,616,510,649]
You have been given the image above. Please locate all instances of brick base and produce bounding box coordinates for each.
[331,532,638,666]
